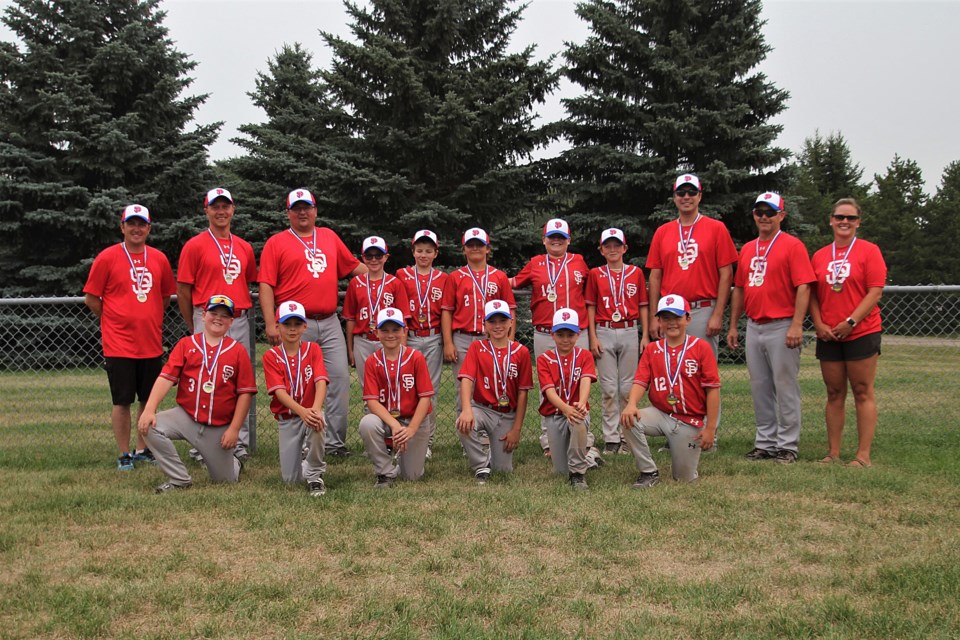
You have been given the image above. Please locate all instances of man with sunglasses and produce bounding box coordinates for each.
[646,174,737,449]
[727,193,815,464]
[259,189,367,457]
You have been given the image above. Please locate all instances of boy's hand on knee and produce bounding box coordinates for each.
[137,412,156,436]
[501,427,521,453]
[620,406,639,430]
[456,410,474,434]
[220,427,239,450]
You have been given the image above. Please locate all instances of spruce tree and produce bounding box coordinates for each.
[922,162,960,284]
[0,0,218,295]
[862,156,927,285]
[553,0,790,259]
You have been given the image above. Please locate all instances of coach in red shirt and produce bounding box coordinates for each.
[84,204,175,471]
[259,188,366,456]
[727,193,815,465]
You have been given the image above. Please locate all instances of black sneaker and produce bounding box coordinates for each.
[132,448,156,464]
[155,481,191,494]
[117,453,135,471]
[745,447,777,460]
[603,442,621,455]
[234,447,250,464]
[475,467,491,485]
[374,475,395,489]
[308,478,326,497]
[569,473,588,490]
[328,448,352,458]
[775,449,798,465]
[632,471,660,489]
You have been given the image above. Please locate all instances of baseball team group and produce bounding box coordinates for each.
[82,174,886,495]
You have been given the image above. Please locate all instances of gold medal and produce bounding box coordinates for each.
[666,393,678,406]
[611,311,622,322]
[831,283,843,293]
[389,409,401,418]
[202,380,215,393]
[136,293,147,303]
[369,322,376,333]
[418,313,427,324]
[546,290,558,302]
[498,395,510,407]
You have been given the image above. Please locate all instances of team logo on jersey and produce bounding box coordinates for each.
[221,255,242,280]
[304,365,313,380]
[626,283,638,298]
[383,292,394,305]
[574,270,585,285]
[221,365,235,383]
[128,267,153,296]
[675,239,699,265]
[402,374,415,391]
[748,256,768,287]
[486,282,499,296]
[508,363,518,378]
[825,260,850,285]
[684,359,699,376]
[431,286,443,302]
[305,249,328,276]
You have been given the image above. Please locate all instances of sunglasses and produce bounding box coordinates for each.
[832,214,860,222]
[675,188,700,197]
[363,252,386,260]
[752,207,779,218]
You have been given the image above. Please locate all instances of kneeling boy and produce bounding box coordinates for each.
[620,295,719,487]
[138,295,257,492]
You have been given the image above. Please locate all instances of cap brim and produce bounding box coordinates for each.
[656,308,687,317]
[485,312,512,320]
[545,231,570,239]
[278,313,306,323]
[377,319,405,328]
[551,323,580,333]
[288,199,314,208]
[122,215,151,223]
[206,304,234,314]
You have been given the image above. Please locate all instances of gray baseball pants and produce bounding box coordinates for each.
[458,403,517,474]
[407,333,443,440]
[594,325,639,445]
[746,318,802,454]
[532,330,594,450]
[543,413,591,475]
[303,315,351,453]
[145,405,240,486]
[358,414,431,481]
[277,416,326,484]
[623,406,702,482]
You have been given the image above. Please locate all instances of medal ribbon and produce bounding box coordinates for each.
[380,345,404,415]
[194,334,226,393]
[677,214,701,260]
[464,266,490,303]
[287,227,317,271]
[661,336,692,403]
[207,229,236,282]
[545,253,571,295]
[365,275,388,328]
[830,236,857,286]
[603,265,628,318]
[754,230,782,275]
[278,342,305,402]
[555,348,580,404]
[487,340,513,402]
[413,267,436,324]
[121,243,149,297]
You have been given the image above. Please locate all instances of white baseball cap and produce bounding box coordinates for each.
[754,192,784,212]
[286,188,315,208]
[277,300,306,323]
[674,174,701,191]
[657,294,691,317]
[413,229,438,246]
[551,308,580,333]
[543,218,570,239]
[121,204,151,223]
[376,307,405,328]
[204,187,233,206]
[484,300,512,320]
[600,228,625,244]
[462,227,490,246]
[362,236,388,254]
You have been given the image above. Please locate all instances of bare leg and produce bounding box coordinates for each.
[111,404,132,454]
[847,355,879,465]
[820,360,848,459]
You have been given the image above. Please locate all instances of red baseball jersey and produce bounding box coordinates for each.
[513,253,589,328]
[633,336,720,428]
[811,238,886,340]
[536,347,597,416]
[159,334,257,426]
[342,273,411,335]
[83,243,176,358]
[262,341,329,420]
[458,340,534,409]
[441,266,516,333]
[177,230,258,310]
[259,227,360,317]
[646,216,738,301]
[362,346,434,418]
[735,232,816,322]
[395,266,448,331]
[585,264,649,322]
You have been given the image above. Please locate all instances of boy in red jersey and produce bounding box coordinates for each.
[441,228,516,417]
[395,230,448,457]
[586,228,649,454]
[537,308,598,490]
[84,204,175,471]
[455,301,533,484]
[138,295,257,492]
[620,295,720,488]
[359,308,435,488]
[344,236,410,389]
[263,301,330,497]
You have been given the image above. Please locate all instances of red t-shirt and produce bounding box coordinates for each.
[441,265,516,333]
[342,273,411,335]
[262,341,329,420]
[633,336,720,428]
[811,239,886,340]
[585,264,649,322]
[734,232,815,322]
[362,346,434,418]
[177,230,258,310]
[83,243,176,358]
[646,215,738,301]
[536,347,597,416]
[159,334,257,426]
[513,253,589,329]
[457,340,533,409]
[395,266,448,331]
[259,227,360,317]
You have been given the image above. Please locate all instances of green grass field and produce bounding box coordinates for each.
[1,342,959,639]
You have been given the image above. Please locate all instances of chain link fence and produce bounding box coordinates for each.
[1,287,957,456]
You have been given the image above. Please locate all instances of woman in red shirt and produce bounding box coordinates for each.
[809,198,887,468]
